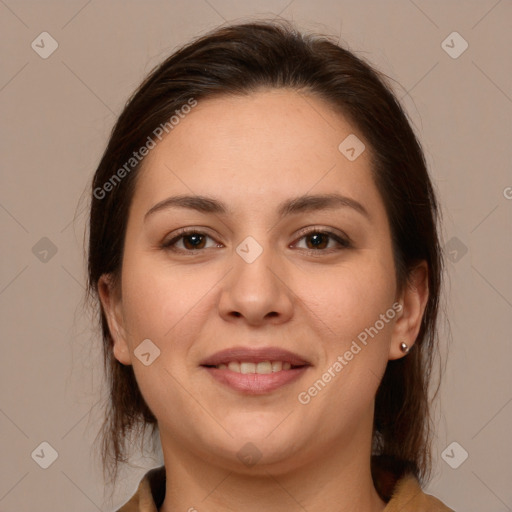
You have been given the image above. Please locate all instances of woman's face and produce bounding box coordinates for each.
[100,89,423,473]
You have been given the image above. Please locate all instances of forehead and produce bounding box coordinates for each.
[130,89,384,221]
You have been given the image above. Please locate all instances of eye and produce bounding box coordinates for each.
[161,229,222,252]
[292,228,352,253]
[161,227,352,254]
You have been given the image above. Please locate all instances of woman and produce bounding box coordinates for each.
[88,21,454,511]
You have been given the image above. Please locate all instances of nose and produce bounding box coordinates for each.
[217,241,294,327]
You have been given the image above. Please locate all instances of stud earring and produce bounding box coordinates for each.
[399,342,410,354]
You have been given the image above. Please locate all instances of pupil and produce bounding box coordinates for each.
[308,233,327,249]
[185,234,204,249]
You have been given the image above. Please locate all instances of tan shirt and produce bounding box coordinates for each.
[117,465,454,512]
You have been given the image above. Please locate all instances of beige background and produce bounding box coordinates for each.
[1,0,511,510]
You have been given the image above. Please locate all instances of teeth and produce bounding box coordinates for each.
[240,362,256,374]
[228,361,240,372]
[272,361,282,372]
[255,361,272,374]
[216,361,295,373]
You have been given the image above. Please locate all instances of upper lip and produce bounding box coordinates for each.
[200,347,311,367]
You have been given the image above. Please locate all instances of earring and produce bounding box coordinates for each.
[399,342,410,354]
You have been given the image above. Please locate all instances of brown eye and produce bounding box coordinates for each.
[305,232,330,250]
[182,233,207,250]
[162,230,221,252]
[294,229,351,252]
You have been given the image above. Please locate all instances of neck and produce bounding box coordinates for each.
[158,429,386,512]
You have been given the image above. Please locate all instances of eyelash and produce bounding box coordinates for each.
[160,227,352,255]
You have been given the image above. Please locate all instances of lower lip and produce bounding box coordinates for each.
[202,366,310,394]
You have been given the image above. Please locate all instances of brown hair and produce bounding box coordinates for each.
[87,20,443,496]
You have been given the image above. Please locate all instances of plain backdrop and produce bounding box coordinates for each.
[1,1,511,511]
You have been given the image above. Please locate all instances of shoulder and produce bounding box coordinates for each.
[116,466,165,512]
[372,456,455,511]
[384,473,455,512]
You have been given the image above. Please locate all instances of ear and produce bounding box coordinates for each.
[389,261,429,360]
[98,274,132,365]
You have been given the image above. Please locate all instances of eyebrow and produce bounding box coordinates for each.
[144,193,370,222]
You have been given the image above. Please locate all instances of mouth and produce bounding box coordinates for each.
[204,360,303,373]
[200,347,312,394]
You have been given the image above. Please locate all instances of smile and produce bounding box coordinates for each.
[202,362,311,395]
[213,361,295,373]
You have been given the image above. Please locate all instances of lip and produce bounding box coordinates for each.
[202,365,310,394]
[200,346,311,395]
[199,346,310,367]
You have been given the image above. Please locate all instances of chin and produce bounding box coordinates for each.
[207,419,312,468]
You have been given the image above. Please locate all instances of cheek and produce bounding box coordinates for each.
[118,256,214,421]
[120,252,219,346]
[294,251,397,411]
[298,254,397,342]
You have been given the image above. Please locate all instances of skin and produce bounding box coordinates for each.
[99,89,429,512]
